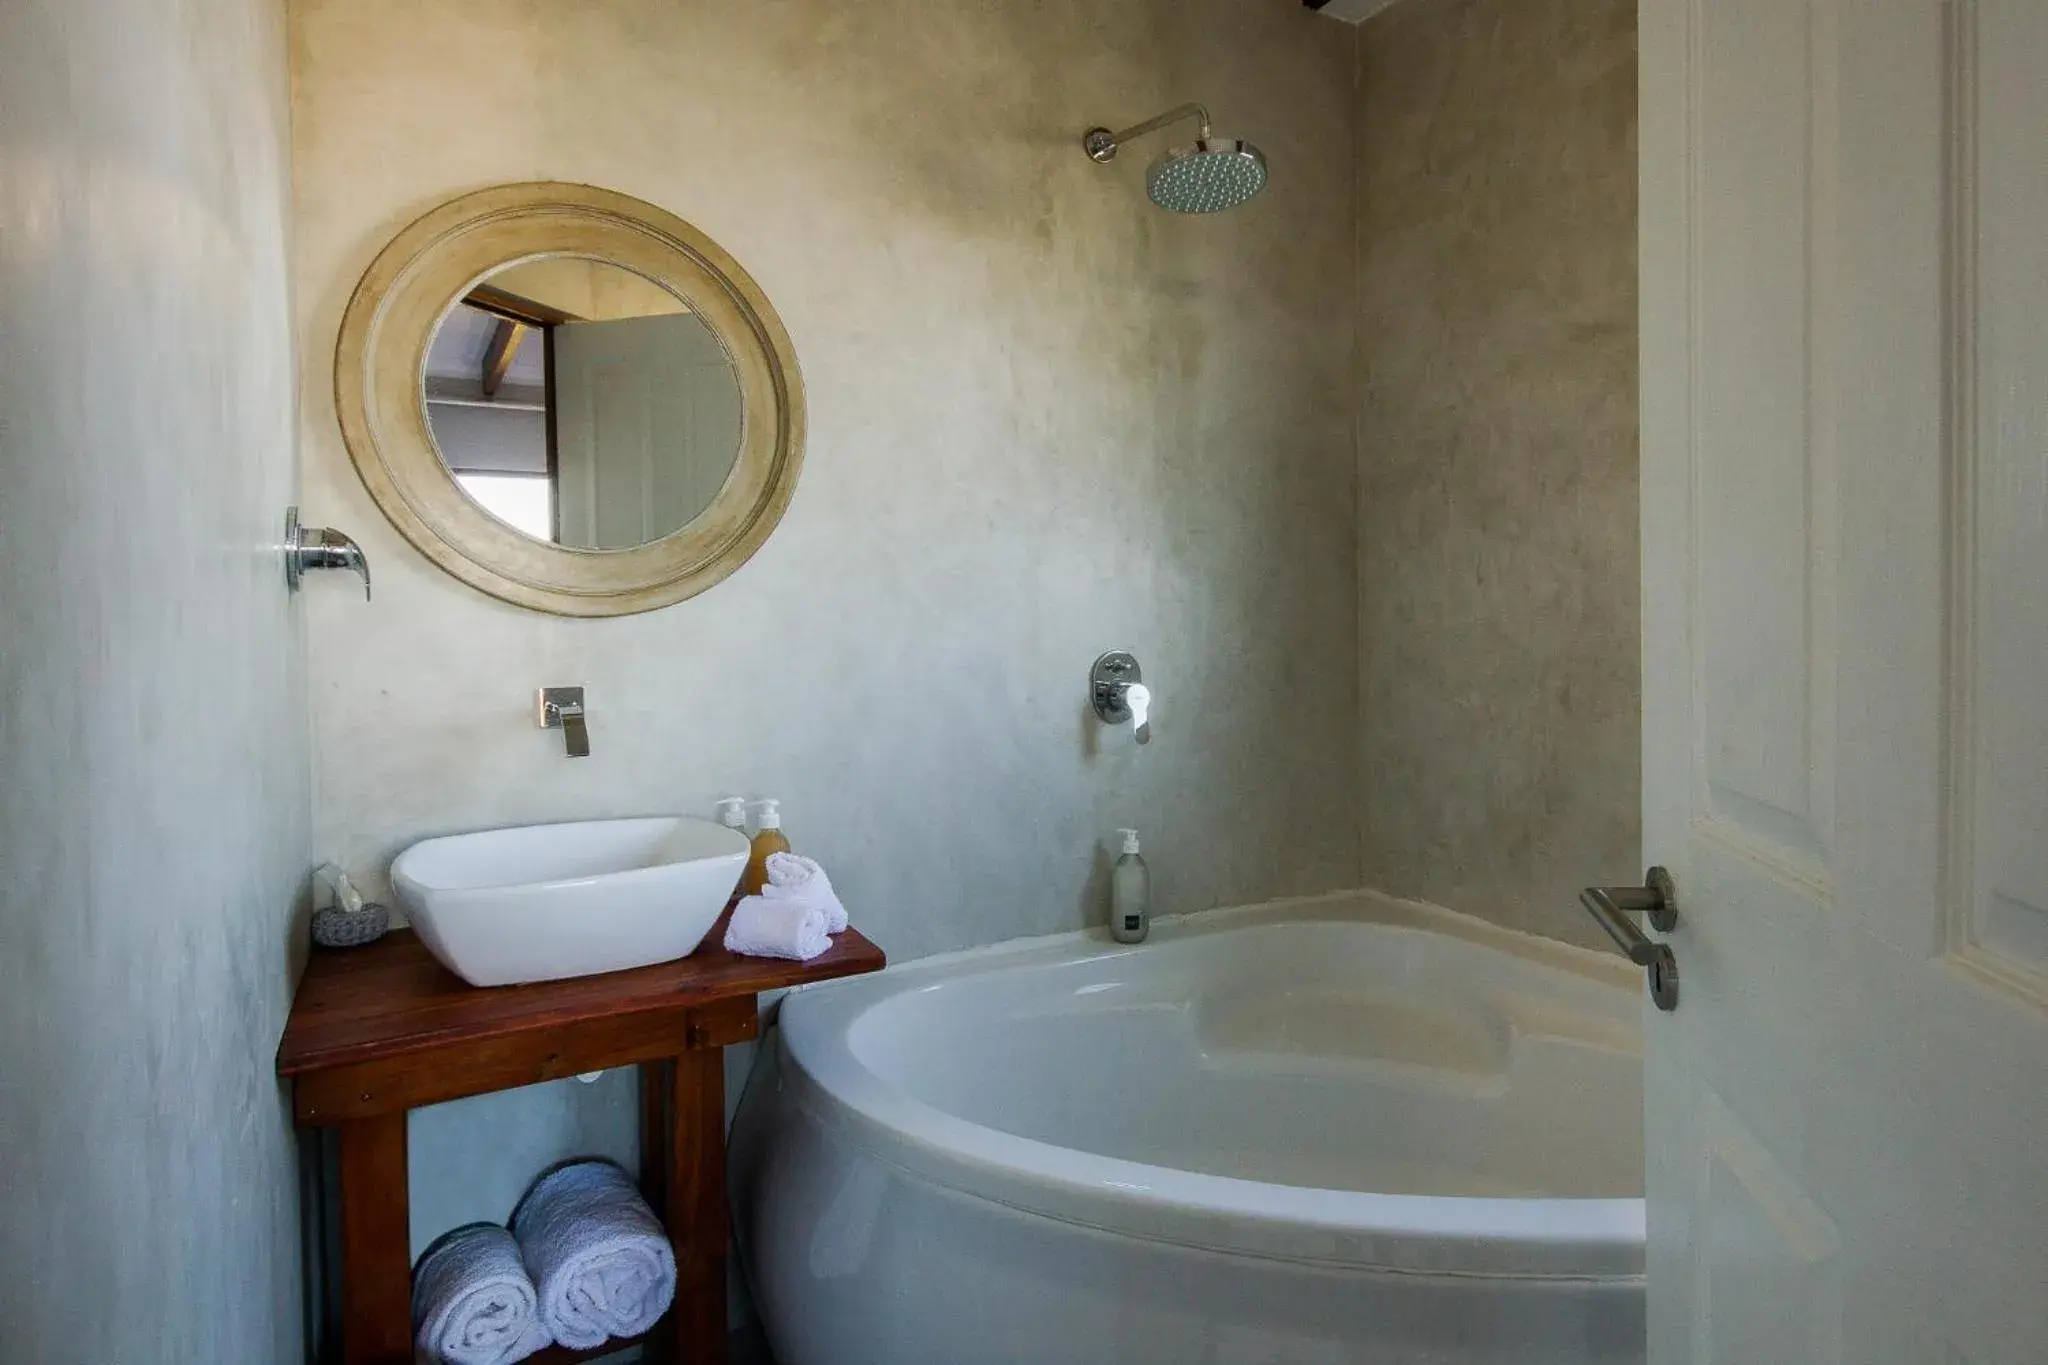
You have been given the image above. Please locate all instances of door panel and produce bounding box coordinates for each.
[1956,0,2048,993]
[1689,1089,1842,1365]
[1641,0,2048,1361]
[1692,0,1834,874]
[554,312,742,551]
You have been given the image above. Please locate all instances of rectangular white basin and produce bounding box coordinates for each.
[391,816,750,987]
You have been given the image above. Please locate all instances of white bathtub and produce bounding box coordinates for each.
[732,893,1646,1365]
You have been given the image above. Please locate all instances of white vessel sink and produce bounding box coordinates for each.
[391,817,750,987]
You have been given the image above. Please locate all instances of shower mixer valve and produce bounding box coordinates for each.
[1090,651,1152,746]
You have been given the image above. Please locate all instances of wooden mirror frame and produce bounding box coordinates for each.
[336,182,805,617]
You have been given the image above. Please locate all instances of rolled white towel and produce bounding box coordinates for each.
[723,894,831,961]
[510,1161,676,1351]
[760,852,849,934]
[412,1222,551,1365]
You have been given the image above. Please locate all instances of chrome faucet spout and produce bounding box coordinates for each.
[283,507,372,600]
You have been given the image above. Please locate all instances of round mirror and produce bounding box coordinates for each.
[336,182,804,617]
[421,257,745,551]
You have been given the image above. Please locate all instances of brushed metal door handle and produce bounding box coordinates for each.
[1579,866,1679,1011]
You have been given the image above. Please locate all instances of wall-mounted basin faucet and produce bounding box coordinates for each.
[1090,651,1152,745]
[538,687,590,757]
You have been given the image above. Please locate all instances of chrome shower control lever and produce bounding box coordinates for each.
[1124,683,1152,745]
[1090,652,1152,746]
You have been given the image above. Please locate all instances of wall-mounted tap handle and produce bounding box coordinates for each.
[557,706,590,758]
[538,687,590,758]
[1124,683,1152,745]
[283,507,371,601]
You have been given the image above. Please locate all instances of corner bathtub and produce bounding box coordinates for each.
[731,894,1646,1365]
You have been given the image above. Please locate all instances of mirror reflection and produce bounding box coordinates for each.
[422,257,744,550]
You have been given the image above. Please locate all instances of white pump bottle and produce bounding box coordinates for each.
[1110,829,1151,943]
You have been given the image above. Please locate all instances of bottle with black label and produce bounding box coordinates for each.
[1110,829,1150,944]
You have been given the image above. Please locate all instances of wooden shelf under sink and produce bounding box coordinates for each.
[280,908,884,1365]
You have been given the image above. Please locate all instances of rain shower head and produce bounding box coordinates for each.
[1143,139,1268,214]
[1083,103,1269,213]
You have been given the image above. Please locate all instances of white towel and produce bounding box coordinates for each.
[412,1223,552,1365]
[510,1161,676,1351]
[723,894,832,961]
[760,852,849,934]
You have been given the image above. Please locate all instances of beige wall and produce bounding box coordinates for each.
[290,0,1357,1249]
[0,0,308,1357]
[1354,0,1640,948]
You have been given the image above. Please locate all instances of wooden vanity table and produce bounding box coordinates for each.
[277,911,884,1365]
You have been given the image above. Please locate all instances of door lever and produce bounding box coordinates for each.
[1579,867,1679,1011]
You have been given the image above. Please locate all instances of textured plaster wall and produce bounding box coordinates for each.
[288,0,1357,1253]
[1354,0,1640,948]
[0,0,309,1359]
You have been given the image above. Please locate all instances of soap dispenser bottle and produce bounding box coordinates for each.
[714,796,748,834]
[1110,829,1150,944]
[743,799,791,896]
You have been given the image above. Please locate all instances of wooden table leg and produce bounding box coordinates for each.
[640,1059,671,1216]
[338,1111,412,1365]
[663,1048,729,1365]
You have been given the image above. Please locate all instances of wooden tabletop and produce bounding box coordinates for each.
[277,909,885,1078]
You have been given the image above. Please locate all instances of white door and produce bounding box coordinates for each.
[553,312,743,550]
[1640,0,2048,1361]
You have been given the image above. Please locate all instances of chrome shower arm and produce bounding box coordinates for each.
[1109,102,1212,144]
[1084,103,1212,162]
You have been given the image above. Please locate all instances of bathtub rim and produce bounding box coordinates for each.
[768,890,1648,1282]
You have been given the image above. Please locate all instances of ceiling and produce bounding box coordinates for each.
[423,303,546,391]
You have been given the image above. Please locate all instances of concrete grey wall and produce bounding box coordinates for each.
[287,0,1358,1252]
[0,1,309,1359]
[1354,0,1640,948]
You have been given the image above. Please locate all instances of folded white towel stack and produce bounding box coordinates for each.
[510,1160,676,1351]
[411,1222,552,1365]
[724,895,832,961]
[760,852,849,933]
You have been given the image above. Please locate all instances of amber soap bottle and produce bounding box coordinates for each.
[742,798,791,895]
